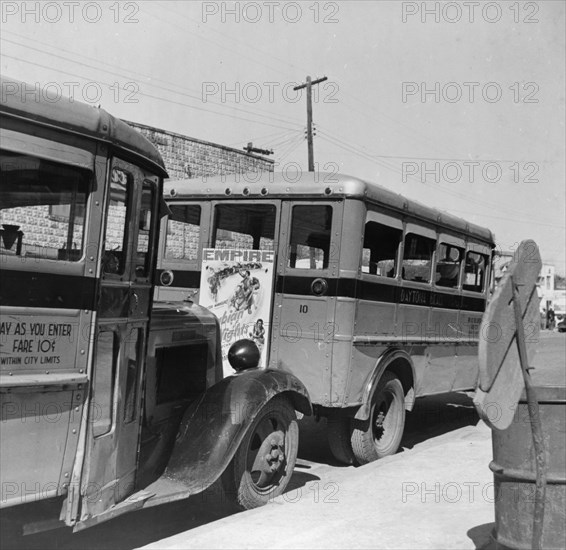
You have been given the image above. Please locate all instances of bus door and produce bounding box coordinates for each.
[272,201,342,406]
[78,158,159,522]
[206,200,281,373]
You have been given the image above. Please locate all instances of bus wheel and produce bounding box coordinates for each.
[327,412,355,465]
[350,372,405,464]
[222,396,299,509]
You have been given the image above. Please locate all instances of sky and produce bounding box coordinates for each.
[1,0,565,272]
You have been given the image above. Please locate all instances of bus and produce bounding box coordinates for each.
[156,172,495,465]
[0,78,311,534]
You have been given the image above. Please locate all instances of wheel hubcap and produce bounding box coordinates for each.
[249,429,286,489]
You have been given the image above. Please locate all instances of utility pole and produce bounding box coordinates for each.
[293,76,327,171]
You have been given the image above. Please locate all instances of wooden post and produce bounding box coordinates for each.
[293,76,327,172]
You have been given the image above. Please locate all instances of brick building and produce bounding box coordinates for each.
[127,121,274,180]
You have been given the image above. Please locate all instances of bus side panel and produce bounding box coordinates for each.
[0,389,83,507]
[355,299,396,338]
[396,302,430,340]
[329,297,356,407]
[273,295,333,405]
[419,344,457,395]
[452,343,480,390]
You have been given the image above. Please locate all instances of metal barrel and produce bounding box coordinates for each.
[490,385,566,550]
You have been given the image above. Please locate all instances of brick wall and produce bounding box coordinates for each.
[126,121,274,180]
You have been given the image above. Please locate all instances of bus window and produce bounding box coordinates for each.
[288,205,332,269]
[103,168,130,276]
[165,204,201,260]
[362,222,401,277]
[135,182,155,278]
[402,233,435,283]
[212,203,276,250]
[463,251,488,292]
[0,151,89,261]
[435,243,463,288]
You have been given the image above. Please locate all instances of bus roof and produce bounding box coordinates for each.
[165,172,495,245]
[0,76,167,178]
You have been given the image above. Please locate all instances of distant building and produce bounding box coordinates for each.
[493,251,555,311]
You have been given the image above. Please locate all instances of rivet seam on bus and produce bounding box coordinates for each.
[76,395,81,400]
[81,350,85,354]
[79,369,84,374]
[225,188,232,195]
[89,269,93,274]
[45,371,49,374]
[72,429,77,434]
[89,256,94,261]
[64,473,69,478]
[75,407,79,412]
[95,201,99,206]
[260,187,268,195]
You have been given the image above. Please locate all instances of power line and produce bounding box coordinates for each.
[316,130,558,226]
[1,35,304,131]
[1,54,302,133]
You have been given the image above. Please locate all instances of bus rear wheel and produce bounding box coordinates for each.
[222,395,299,509]
[350,372,406,465]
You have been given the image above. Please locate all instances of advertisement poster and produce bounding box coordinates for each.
[199,249,275,377]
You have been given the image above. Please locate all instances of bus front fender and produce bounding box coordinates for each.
[354,348,416,422]
[163,368,311,494]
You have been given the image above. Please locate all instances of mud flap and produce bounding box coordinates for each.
[162,368,311,494]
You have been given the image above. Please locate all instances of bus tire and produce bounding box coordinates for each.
[327,412,355,465]
[350,372,405,465]
[222,395,299,509]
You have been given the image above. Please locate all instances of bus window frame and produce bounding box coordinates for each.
[462,245,491,294]
[282,200,340,274]
[133,178,160,283]
[160,202,206,265]
[0,131,97,277]
[401,222,437,286]
[102,162,134,280]
[434,233,466,290]
[209,199,281,252]
[361,209,403,279]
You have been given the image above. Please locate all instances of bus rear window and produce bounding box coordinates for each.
[0,151,89,262]
[212,203,276,250]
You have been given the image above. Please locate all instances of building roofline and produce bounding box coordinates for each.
[124,120,275,164]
